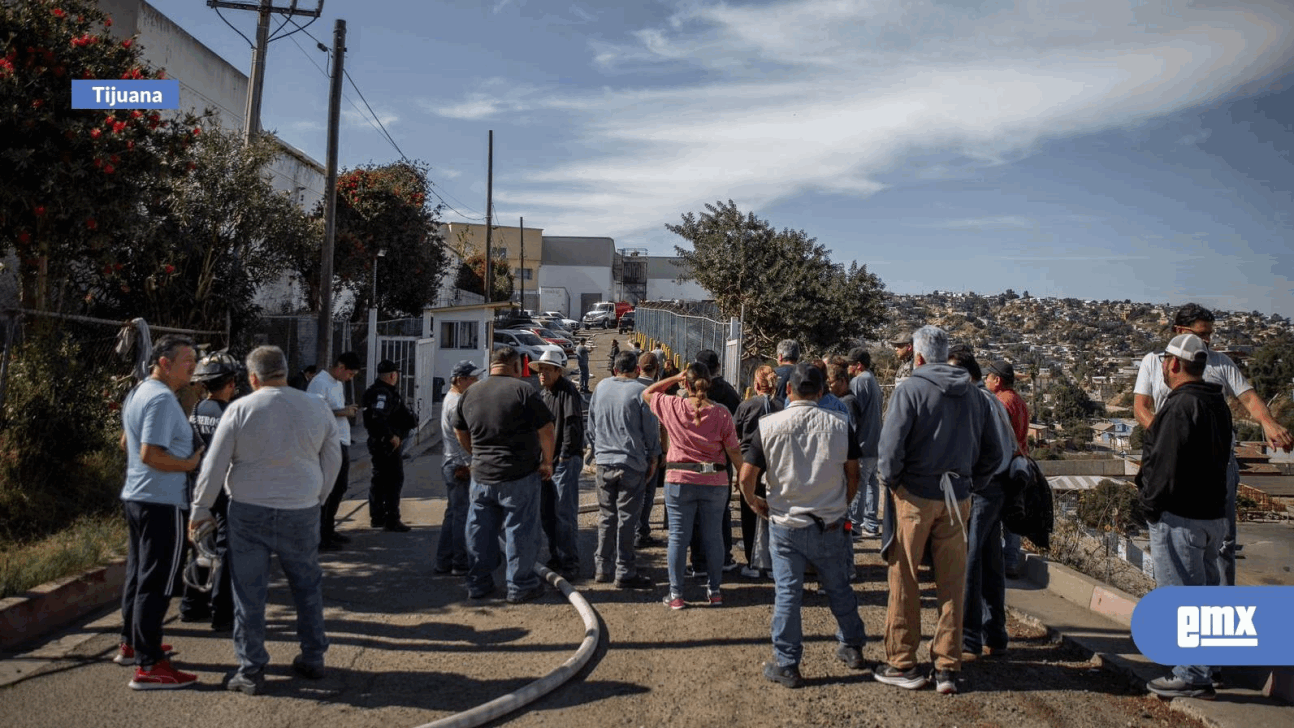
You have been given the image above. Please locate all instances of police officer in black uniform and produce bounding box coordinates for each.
[363,360,418,532]
[179,350,240,631]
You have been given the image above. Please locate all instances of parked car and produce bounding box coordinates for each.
[493,329,564,366]
[526,326,577,357]
[618,311,636,334]
[495,309,535,330]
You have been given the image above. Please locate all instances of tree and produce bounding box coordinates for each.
[299,161,449,318]
[1244,336,1294,403]
[454,252,513,303]
[1130,423,1145,452]
[1,0,203,312]
[88,128,315,337]
[1052,376,1102,423]
[668,200,885,355]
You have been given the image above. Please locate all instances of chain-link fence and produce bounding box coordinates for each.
[636,305,728,371]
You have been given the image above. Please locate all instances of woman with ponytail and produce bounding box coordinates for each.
[644,363,742,609]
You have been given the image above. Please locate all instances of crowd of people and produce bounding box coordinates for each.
[110,301,1291,700]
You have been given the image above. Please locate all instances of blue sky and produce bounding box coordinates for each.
[142,0,1294,317]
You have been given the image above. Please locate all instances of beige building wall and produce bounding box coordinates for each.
[443,222,544,293]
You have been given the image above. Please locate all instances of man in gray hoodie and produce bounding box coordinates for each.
[873,326,1003,696]
[586,351,661,589]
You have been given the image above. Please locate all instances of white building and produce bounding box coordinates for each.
[99,0,326,311]
[537,237,616,318]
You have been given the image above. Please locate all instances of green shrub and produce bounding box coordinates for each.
[0,331,123,542]
[1076,479,1146,535]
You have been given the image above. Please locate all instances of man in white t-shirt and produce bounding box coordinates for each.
[1133,303,1292,587]
[308,352,361,547]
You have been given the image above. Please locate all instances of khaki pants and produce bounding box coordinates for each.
[884,486,971,672]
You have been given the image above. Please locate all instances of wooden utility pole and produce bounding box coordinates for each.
[205,1,324,142]
[484,130,494,303]
[316,18,345,368]
[519,216,524,310]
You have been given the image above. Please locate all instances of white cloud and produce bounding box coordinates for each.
[341,108,398,131]
[937,216,1036,231]
[435,0,1294,238]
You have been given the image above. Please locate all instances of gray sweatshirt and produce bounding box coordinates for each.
[877,363,1003,501]
[586,376,661,473]
[191,385,342,520]
[848,370,883,458]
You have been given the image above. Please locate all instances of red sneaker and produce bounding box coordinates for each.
[128,659,197,690]
[113,642,174,665]
[708,590,723,607]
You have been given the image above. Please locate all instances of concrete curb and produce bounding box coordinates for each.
[0,559,126,652]
[1019,552,1139,627]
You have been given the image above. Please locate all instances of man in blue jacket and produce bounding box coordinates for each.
[873,326,1003,696]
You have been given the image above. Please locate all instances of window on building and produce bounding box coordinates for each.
[440,321,479,350]
[514,267,533,281]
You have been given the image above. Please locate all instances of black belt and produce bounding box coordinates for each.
[665,461,725,474]
[806,513,844,533]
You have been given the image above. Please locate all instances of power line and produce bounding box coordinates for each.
[282,18,488,221]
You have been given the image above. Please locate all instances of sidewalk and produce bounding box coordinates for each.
[1006,560,1293,728]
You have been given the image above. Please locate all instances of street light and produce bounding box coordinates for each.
[371,248,387,312]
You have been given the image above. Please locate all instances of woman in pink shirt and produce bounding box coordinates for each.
[644,363,741,609]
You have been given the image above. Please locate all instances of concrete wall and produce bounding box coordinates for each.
[647,277,709,301]
[538,265,612,317]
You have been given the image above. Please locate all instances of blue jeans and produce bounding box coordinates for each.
[436,461,471,572]
[541,455,583,573]
[1220,453,1239,586]
[666,482,727,596]
[466,472,542,598]
[578,364,589,390]
[963,484,1009,654]
[848,457,880,532]
[769,521,866,667]
[1003,528,1022,572]
[1149,510,1225,686]
[595,465,647,580]
[227,501,328,675]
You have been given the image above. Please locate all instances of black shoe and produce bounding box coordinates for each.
[836,645,865,670]
[319,539,343,552]
[291,656,326,680]
[634,534,660,548]
[179,610,211,624]
[615,574,654,589]
[383,520,411,532]
[763,662,804,689]
[1004,566,1021,580]
[1211,670,1225,689]
[506,585,545,604]
[686,565,707,578]
[329,532,351,544]
[211,620,234,633]
[931,669,959,694]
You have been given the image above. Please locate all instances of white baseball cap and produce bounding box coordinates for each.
[1165,333,1207,363]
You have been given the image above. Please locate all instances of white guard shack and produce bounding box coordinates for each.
[366,301,511,438]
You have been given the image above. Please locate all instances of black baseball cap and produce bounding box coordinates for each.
[788,362,824,397]
[376,359,399,374]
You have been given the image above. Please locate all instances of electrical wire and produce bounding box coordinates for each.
[268,13,318,42]
[213,6,255,48]
[279,16,490,221]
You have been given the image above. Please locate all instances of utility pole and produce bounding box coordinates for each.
[484,130,494,304]
[315,18,345,369]
[518,216,524,311]
[206,1,324,142]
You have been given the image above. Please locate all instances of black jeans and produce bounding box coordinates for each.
[637,462,665,538]
[739,475,767,564]
[321,444,350,538]
[368,442,404,525]
[120,500,185,667]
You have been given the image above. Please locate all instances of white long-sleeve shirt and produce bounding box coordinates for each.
[191,385,341,520]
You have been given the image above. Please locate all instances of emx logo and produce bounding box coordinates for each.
[1177,606,1257,648]
[1133,587,1293,666]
